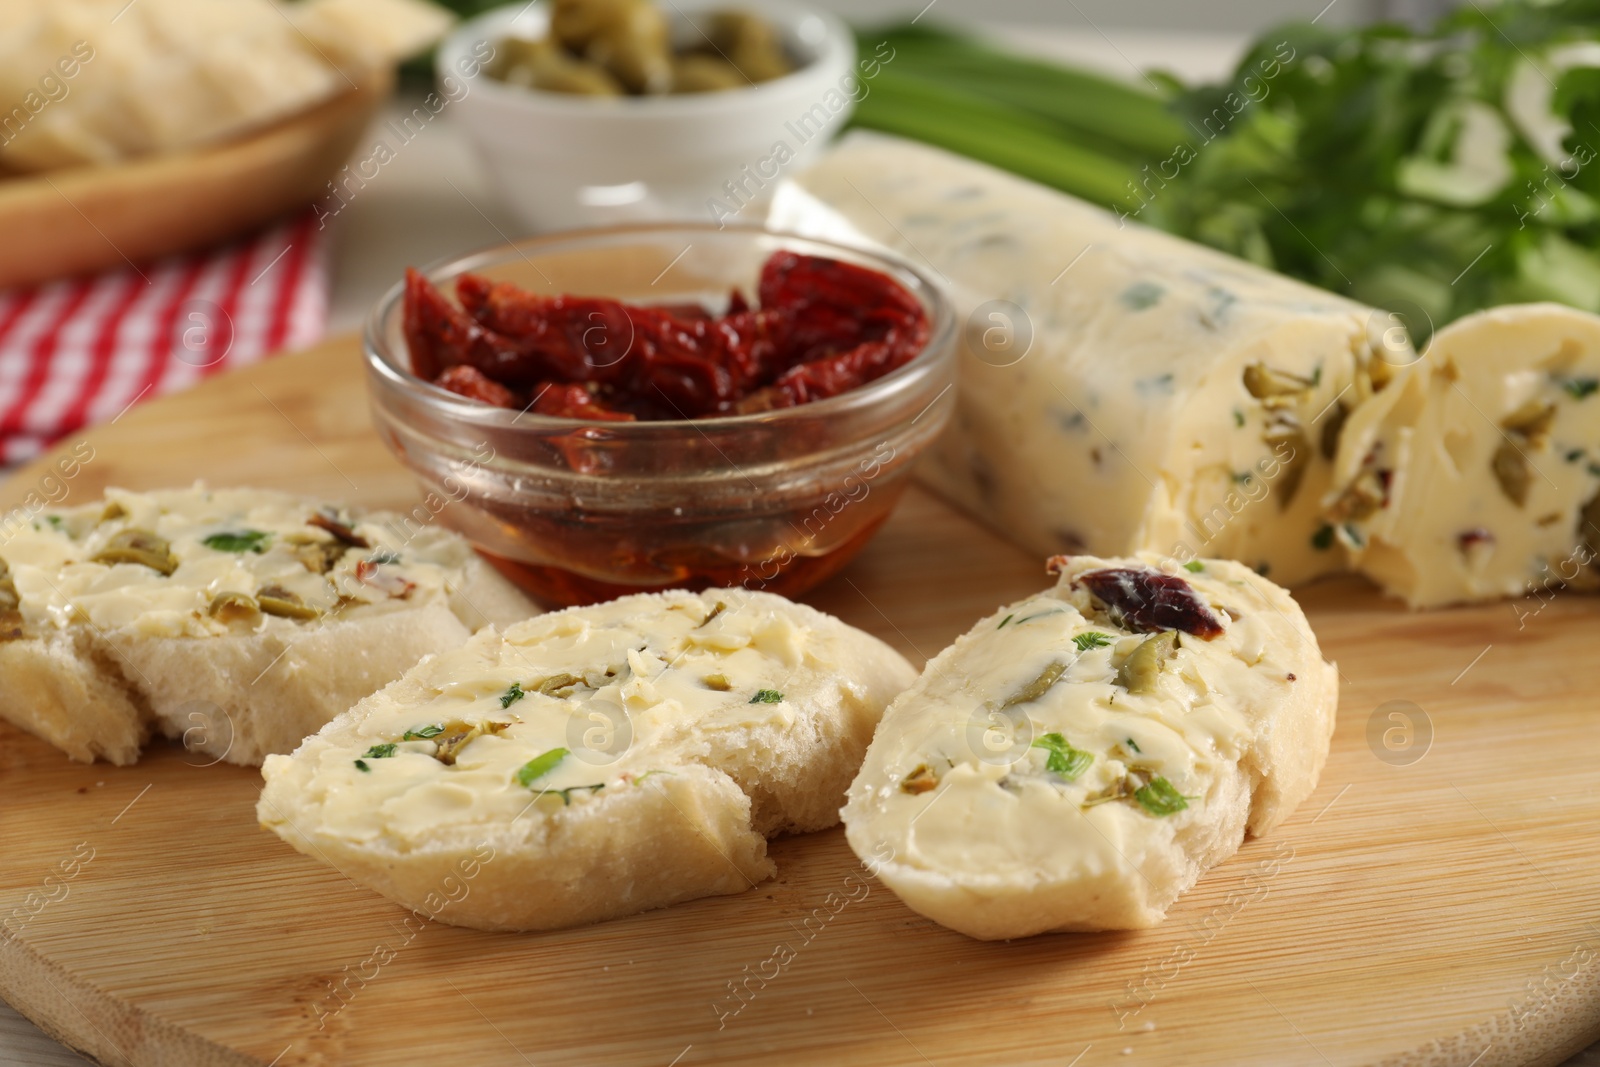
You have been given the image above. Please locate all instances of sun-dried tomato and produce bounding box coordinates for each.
[533,383,636,422]
[435,365,518,408]
[403,252,927,421]
[1073,567,1226,639]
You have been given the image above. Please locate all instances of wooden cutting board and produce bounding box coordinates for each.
[1,336,1597,1067]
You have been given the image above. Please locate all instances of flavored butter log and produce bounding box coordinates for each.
[258,589,916,931]
[841,554,1337,940]
[772,132,1411,586]
[1324,303,1600,607]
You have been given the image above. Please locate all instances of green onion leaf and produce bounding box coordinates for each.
[515,747,569,788]
[361,743,397,759]
[353,759,370,772]
[403,724,444,740]
[1072,631,1113,652]
[1134,776,1191,816]
[500,682,525,709]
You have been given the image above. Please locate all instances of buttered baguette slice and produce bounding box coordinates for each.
[842,554,1337,940]
[258,589,917,931]
[0,484,534,765]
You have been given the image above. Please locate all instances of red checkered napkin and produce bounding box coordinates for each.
[0,210,328,468]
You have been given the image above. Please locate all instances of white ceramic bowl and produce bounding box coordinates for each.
[436,1,856,232]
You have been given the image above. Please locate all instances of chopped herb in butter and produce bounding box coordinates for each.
[1133,776,1191,816]
[515,747,568,787]
[1072,631,1113,652]
[1559,376,1598,400]
[500,682,525,709]
[1030,733,1093,780]
[750,689,784,704]
[203,530,270,553]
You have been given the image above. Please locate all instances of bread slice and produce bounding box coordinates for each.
[257,588,917,931]
[841,553,1337,940]
[0,485,536,766]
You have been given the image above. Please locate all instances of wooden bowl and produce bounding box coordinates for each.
[0,70,392,290]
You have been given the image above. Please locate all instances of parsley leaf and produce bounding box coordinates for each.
[403,724,444,740]
[1030,732,1094,780]
[750,689,784,704]
[361,743,397,759]
[203,530,270,553]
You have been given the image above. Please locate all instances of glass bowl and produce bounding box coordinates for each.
[362,223,956,607]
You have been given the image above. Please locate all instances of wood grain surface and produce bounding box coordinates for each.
[0,74,389,290]
[0,336,1597,1067]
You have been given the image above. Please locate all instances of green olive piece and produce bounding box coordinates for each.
[1325,469,1384,522]
[1243,362,1313,404]
[585,0,671,93]
[672,54,745,93]
[256,585,321,621]
[1262,416,1310,508]
[540,58,627,95]
[1001,661,1067,709]
[92,529,177,575]
[208,592,261,625]
[1116,633,1177,695]
[532,672,585,696]
[1501,398,1557,444]
[294,539,348,575]
[1319,401,1349,461]
[901,764,938,794]
[1491,438,1532,507]
[431,719,512,766]
[551,0,634,52]
[709,10,793,82]
[1116,631,1178,694]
